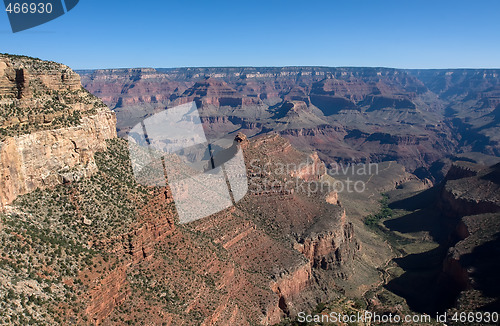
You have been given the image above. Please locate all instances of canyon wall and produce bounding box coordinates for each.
[79,66,500,175]
[438,162,500,311]
[438,162,500,218]
[0,54,117,208]
[0,110,116,208]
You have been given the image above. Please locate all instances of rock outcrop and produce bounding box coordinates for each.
[295,209,357,270]
[0,110,116,208]
[0,54,117,208]
[270,263,312,316]
[438,162,500,218]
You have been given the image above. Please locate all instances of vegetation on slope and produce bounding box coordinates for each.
[0,139,150,325]
[364,194,393,226]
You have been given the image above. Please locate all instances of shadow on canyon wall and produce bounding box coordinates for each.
[383,188,461,314]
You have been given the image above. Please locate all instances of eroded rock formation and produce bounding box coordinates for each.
[0,54,116,208]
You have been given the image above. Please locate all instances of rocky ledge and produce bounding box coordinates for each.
[0,54,116,208]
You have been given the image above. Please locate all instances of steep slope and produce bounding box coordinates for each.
[0,134,363,325]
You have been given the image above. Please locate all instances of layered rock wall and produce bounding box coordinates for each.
[0,108,116,208]
[0,54,117,208]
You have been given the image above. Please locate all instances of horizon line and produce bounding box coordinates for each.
[74,65,500,72]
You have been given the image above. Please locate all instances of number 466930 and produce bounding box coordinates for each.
[5,2,53,14]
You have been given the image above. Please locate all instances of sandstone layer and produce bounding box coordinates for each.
[0,54,116,208]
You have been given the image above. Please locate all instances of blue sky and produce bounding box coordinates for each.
[1,0,499,69]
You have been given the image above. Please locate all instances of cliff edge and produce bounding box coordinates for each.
[0,54,116,208]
